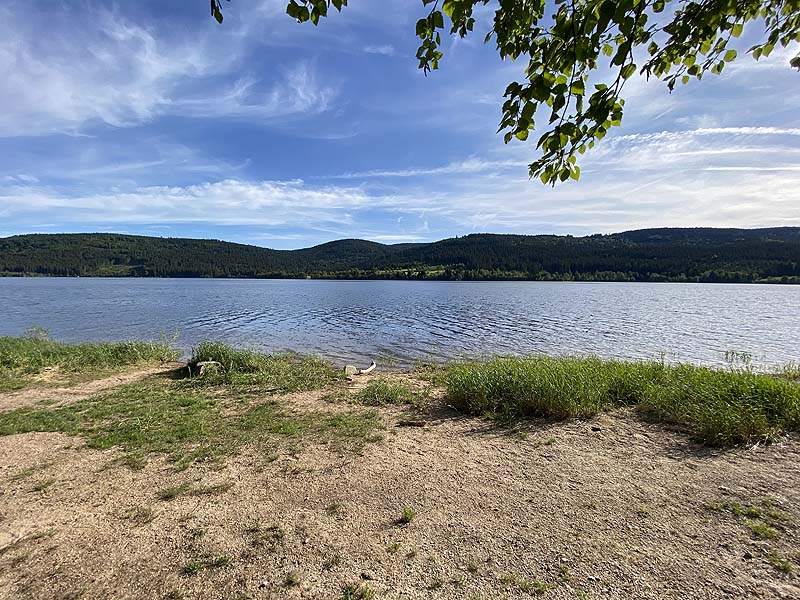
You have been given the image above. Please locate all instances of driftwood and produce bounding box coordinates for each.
[344,361,377,376]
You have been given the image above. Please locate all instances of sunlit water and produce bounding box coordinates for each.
[1,278,798,368]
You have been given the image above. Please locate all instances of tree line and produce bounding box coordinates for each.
[1,228,798,283]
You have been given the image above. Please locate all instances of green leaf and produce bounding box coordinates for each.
[620,64,636,79]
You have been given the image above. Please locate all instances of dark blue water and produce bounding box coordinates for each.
[1,278,798,368]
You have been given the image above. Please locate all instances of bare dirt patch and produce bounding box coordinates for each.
[0,373,798,599]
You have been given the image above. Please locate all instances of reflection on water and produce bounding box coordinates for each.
[1,278,798,368]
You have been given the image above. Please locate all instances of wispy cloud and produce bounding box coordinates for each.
[0,5,338,136]
[363,44,396,56]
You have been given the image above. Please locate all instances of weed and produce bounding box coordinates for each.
[30,478,55,492]
[124,505,155,526]
[519,578,551,595]
[322,551,341,571]
[466,561,479,574]
[767,550,794,574]
[326,502,342,515]
[500,573,550,595]
[765,509,792,522]
[427,577,444,590]
[284,571,302,587]
[246,523,284,551]
[747,521,778,539]
[182,555,230,576]
[386,542,401,554]
[158,481,232,501]
[9,466,38,481]
[341,582,374,600]
[397,507,416,525]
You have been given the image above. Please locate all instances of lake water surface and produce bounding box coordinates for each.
[1,278,798,368]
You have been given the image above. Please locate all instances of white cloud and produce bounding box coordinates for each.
[0,6,338,136]
[0,179,377,227]
[363,44,396,56]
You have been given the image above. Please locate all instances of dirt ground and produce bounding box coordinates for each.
[0,367,798,600]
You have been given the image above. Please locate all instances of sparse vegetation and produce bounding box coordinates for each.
[445,356,800,446]
[500,572,551,595]
[767,550,794,574]
[30,478,55,492]
[0,333,177,391]
[157,481,232,501]
[747,521,778,540]
[182,555,230,576]
[245,523,284,551]
[706,498,793,541]
[322,551,341,571]
[284,571,302,587]
[341,582,375,600]
[123,505,155,526]
[0,367,381,469]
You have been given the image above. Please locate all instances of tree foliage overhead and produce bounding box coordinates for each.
[210,0,799,184]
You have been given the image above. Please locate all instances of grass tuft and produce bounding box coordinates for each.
[182,555,230,576]
[747,521,778,539]
[341,583,374,600]
[397,507,416,525]
[356,379,418,406]
[187,341,342,391]
[157,481,232,501]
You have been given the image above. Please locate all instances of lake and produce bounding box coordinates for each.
[1,278,798,368]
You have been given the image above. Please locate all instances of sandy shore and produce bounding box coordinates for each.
[1,365,798,599]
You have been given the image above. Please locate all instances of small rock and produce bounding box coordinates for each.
[743,551,753,560]
[591,426,602,432]
[360,571,374,581]
[258,580,269,589]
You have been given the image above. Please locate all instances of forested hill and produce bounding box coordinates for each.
[1,228,799,283]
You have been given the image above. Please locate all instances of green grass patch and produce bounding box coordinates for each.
[356,378,418,406]
[0,334,178,392]
[445,356,800,446]
[186,341,343,391]
[0,372,381,469]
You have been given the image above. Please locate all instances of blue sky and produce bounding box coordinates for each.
[0,1,798,249]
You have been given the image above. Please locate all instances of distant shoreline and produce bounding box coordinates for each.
[2,273,799,284]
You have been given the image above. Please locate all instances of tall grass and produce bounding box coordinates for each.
[187,341,343,392]
[445,356,800,446]
[0,334,178,391]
